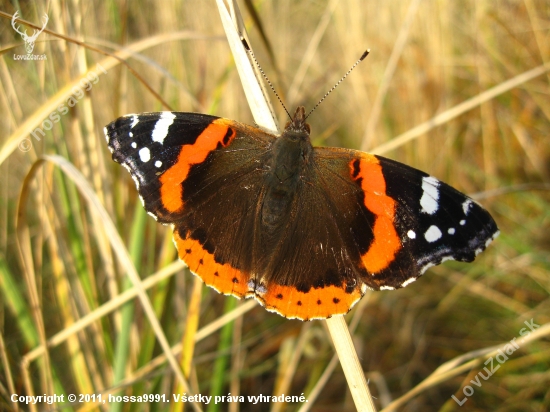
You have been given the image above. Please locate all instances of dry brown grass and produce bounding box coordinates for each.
[1,1,549,411]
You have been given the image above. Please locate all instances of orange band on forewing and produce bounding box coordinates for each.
[173,229,249,298]
[352,155,401,273]
[160,120,235,213]
[258,283,363,320]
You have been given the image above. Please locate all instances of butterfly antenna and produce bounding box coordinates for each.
[242,37,292,120]
[305,49,370,120]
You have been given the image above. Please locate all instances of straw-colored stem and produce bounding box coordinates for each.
[326,316,377,412]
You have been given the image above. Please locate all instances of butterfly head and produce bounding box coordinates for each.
[284,106,311,138]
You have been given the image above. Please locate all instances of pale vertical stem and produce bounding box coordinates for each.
[325,316,377,412]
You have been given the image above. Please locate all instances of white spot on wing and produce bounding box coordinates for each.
[139,147,151,162]
[103,127,109,141]
[448,227,456,235]
[131,142,137,149]
[486,230,500,247]
[462,200,472,215]
[123,162,135,175]
[424,225,442,242]
[407,230,416,239]
[155,160,162,168]
[152,112,176,144]
[380,286,394,290]
[460,220,466,226]
[130,115,139,129]
[401,277,416,287]
[476,230,500,255]
[420,176,440,214]
[419,262,435,274]
[129,168,140,189]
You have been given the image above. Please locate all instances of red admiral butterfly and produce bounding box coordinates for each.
[105,105,498,320]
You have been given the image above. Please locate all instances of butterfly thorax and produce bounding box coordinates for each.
[261,107,312,232]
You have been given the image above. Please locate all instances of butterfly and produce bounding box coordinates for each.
[105,106,498,320]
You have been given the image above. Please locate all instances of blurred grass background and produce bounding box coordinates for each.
[1,0,549,411]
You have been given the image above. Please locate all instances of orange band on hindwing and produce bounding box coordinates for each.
[173,228,250,298]
[351,155,401,273]
[160,120,236,213]
[174,227,365,320]
[257,283,364,320]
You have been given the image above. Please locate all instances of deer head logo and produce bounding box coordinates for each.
[11,11,49,54]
